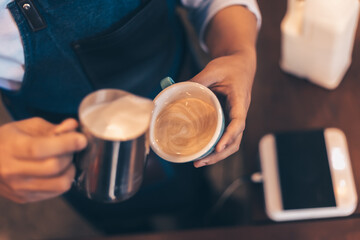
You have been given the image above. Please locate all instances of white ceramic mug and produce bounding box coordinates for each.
[149,77,224,163]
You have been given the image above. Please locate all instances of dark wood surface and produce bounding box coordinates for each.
[243,0,360,221]
[86,0,360,239]
[87,217,360,240]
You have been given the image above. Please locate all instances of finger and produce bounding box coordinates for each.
[53,118,79,135]
[193,134,242,168]
[15,154,73,177]
[189,66,221,87]
[14,191,64,203]
[14,132,87,159]
[215,118,245,153]
[14,191,66,203]
[12,164,75,193]
[15,117,55,136]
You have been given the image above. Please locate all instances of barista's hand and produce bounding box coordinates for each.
[0,117,87,203]
[191,50,256,167]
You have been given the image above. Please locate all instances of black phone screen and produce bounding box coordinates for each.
[275,130,336,210]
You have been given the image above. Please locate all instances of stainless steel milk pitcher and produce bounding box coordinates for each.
[74,89,154,203]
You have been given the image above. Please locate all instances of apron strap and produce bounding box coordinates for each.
[15,0,47,31]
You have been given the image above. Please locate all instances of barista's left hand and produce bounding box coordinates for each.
[190,5,259,167]
[191,50,256,168]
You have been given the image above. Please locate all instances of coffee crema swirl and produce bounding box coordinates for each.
[154,97,217,157]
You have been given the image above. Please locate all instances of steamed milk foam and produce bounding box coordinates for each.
[81,95,153,140]
[154,97,217,157]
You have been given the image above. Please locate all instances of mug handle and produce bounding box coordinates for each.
[160,76,175,90]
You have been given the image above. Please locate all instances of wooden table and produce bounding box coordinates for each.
[81,0,360,239]
[242,0,360,222]
[82,216,360,240]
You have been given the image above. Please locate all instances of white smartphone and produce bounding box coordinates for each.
[259,128,358,222]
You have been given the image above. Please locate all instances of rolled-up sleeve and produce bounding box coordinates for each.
[181,0,262,52]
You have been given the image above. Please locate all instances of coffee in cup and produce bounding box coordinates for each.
[154,97,218,156]
[150,80,224,163]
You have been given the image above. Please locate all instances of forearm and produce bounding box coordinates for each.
[204,5,258,59]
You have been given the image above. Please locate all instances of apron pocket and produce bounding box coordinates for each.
[72,0,177,97]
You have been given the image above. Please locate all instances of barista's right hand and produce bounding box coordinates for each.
[0,117,87,203]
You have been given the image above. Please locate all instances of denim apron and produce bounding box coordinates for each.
[3,0,184,123]
[2,0,208,234]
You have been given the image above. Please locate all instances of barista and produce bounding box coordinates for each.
[0,0,261,230]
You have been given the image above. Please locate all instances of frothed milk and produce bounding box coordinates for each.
[81,95,154,141]
[154,97,217,156]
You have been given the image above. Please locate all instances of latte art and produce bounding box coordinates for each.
[154,98,217,157]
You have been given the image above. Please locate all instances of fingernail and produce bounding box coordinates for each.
[77,135,88,149]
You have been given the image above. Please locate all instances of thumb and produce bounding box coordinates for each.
[53,119,79,135]
[189,66,219,87]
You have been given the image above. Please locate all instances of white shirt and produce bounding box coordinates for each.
[0,0,261,90]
